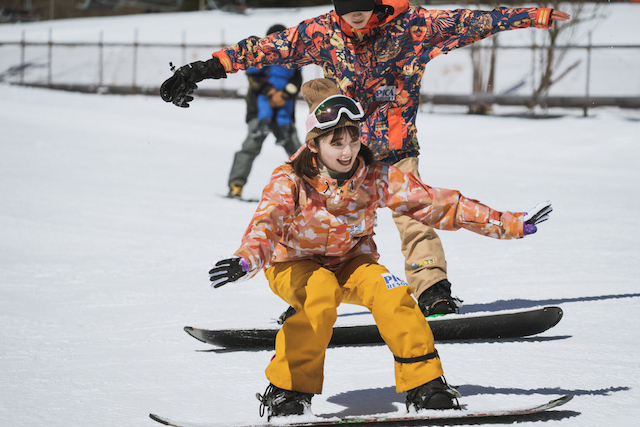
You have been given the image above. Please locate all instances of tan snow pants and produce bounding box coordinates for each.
[392,157,448,296]
[264,255,444,395]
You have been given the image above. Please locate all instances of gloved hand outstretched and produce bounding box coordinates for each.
[160,57,227,108]
[523,201,552,235]
[209,256,250,288]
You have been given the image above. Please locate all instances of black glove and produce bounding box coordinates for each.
[160,57,227,108]
[208,256,249,288]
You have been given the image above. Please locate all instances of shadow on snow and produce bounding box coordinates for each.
[323,384,627,419]
[337,292,640,318]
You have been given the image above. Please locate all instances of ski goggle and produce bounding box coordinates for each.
[305,95,365,133]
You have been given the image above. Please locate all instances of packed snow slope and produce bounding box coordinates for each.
[1,4,640,427]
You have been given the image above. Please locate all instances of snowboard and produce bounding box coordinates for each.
[218,194,260,203]
[184,306,563,349]
[149,394,574,427]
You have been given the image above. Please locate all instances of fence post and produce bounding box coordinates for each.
[584,32,592,117]
[47,28,52,88]
[20,30,25,85]
[132,28,138,94]
[530,32,537,112]
[99,31,103,87]
[220,28,225,96]
[181,31,186,66]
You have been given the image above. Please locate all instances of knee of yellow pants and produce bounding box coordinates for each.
[336,257,445,393]
[264,261,342,395]
[375,286,444,392]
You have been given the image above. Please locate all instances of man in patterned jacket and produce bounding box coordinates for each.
[160,0,570,316]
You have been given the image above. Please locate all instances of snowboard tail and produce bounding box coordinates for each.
[184,306,563,349]
[149,394,574,427]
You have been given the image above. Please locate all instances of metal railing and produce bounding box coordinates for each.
[1,31,639,114]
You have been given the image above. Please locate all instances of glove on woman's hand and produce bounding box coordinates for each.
[208,256,250,288]
[523,201,552,235]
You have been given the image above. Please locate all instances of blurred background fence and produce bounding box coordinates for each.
[1,29,639,115]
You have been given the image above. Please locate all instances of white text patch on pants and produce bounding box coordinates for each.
[382,273,410,290]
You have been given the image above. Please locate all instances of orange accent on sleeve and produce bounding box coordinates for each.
[212,51,233,73]
[535,8,552,29]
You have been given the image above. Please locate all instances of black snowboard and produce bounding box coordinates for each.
[184,306,563,349]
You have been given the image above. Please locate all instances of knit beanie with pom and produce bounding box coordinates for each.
[302,78,360,143]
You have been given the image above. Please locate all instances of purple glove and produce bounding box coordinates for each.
[523,201,553,236]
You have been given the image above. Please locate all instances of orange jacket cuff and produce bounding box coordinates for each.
[212,51,232,73]
[535,8,553,29]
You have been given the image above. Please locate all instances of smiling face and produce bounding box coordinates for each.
[340,10,374,29]
[309,127,361,174]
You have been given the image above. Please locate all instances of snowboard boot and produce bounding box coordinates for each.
[406,377,460,411]
[277,305,297,325]
[417,279,462,317]
[257,383,313,420]
[228,182,243,199]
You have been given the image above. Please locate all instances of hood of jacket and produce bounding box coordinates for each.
[332,0,410,37]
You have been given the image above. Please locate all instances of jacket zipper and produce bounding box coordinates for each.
[333,188,342,204]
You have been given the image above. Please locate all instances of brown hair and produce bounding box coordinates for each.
[290,127,374,179]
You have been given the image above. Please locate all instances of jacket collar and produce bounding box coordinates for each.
[303,157,369,200]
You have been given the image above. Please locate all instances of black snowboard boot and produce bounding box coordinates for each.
[417,279,462,317]
[257,383,312,420]
[277,306,297,325]
[406,377,460,411]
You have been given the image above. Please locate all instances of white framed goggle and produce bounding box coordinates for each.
[305,95,365,133]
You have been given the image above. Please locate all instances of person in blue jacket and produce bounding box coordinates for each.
[227,25,303,199]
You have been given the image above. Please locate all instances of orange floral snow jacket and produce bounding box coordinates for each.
[213,0,553,164]
[234,159,524,278]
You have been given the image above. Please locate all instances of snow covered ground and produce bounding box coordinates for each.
[1,4,640,427]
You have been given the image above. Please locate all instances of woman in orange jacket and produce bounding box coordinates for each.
[208,79,552,420]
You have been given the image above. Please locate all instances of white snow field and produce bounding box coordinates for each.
[1,4,639,427]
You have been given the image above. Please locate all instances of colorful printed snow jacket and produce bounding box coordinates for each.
[234,158,524,279]
[213,0,552,164]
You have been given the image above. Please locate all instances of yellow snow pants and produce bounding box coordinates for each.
[392,157,448,296]
[264,254,444,395]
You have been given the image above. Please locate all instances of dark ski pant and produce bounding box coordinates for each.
[228,118,301,187]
